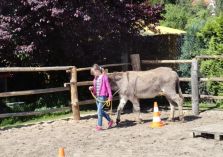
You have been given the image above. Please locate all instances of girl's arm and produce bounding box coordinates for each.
[104,75,112,100]
[92,79,96,95]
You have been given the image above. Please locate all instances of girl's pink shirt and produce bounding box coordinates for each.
[93,74,112,100]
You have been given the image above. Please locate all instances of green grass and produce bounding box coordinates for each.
[0,110,96,129]
[1,101,223,129]
[183,101,223,111]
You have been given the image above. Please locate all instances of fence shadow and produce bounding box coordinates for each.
[0,123,36,131]
[0,117,73,131]
[199,106,220,113]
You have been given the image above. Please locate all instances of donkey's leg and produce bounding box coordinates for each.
[163,91,175,121]
[116,96,128,125]
[166,94,184,122]
[168,101,175,121]
[166,98,175,122]
[129,97,142,123]
[175,95,184,121]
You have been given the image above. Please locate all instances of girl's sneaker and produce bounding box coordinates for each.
[108,120,114,128]
[96,125,102,131]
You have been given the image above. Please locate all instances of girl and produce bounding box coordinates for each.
[89,64,114,131]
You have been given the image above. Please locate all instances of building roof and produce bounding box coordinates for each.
[140,26,186,36]
[192,0,214,6]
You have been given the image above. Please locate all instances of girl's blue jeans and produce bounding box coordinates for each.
[96,96,111,126]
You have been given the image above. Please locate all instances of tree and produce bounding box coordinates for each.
[179,6,208,77]
[0,0,164,66]
[214,0,223,15]
[198,15,223,97]
[162,4,189,29]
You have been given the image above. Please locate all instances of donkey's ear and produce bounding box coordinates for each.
[107,73,113,79]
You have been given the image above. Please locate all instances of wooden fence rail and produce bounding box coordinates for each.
[195,55,223,60]
[0,87,70,98]
[1,77,221,98]
[0,66,74,72]
[142,59,192,64]
[179,77,223,82]
[78,96,120,106]
[77,63,130,72]
[183,94,223,100]
[0,81,94,98]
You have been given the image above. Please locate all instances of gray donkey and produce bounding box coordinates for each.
[107,67,184,124]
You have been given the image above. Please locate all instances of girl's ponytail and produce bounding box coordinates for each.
[99,66,106,74]
[91,64,106,74]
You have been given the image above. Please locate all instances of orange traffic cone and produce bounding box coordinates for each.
[149,102,164,128]
[58,148,65,157]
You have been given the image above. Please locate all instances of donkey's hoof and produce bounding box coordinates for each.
[179,117,185,123]
[116,119,120,125]
[167,118,175,122]
[138,121,144,124]
[136,119,143,124]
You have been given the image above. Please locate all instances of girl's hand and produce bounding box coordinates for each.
[89,86,93,91]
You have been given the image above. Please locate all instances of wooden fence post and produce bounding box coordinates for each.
[130,54,141,71]
[191,59,199,115]
[70,67,80,120]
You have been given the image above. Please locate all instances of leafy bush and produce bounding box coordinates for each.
[216,0,223,15]
[160,3,191,29]
[197,15,223,97]
[197,15,223,55]
[200,60,223,96]
[179,7,208,76]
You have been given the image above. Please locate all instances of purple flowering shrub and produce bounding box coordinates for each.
[0,0,164,66]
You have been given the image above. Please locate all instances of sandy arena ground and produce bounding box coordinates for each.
[0,109,223,157]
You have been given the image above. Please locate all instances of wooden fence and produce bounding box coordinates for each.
[0,63,129,119]
[0,54,222,119]
[137,54,223,115]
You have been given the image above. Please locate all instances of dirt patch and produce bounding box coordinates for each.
[0,110,223,157]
